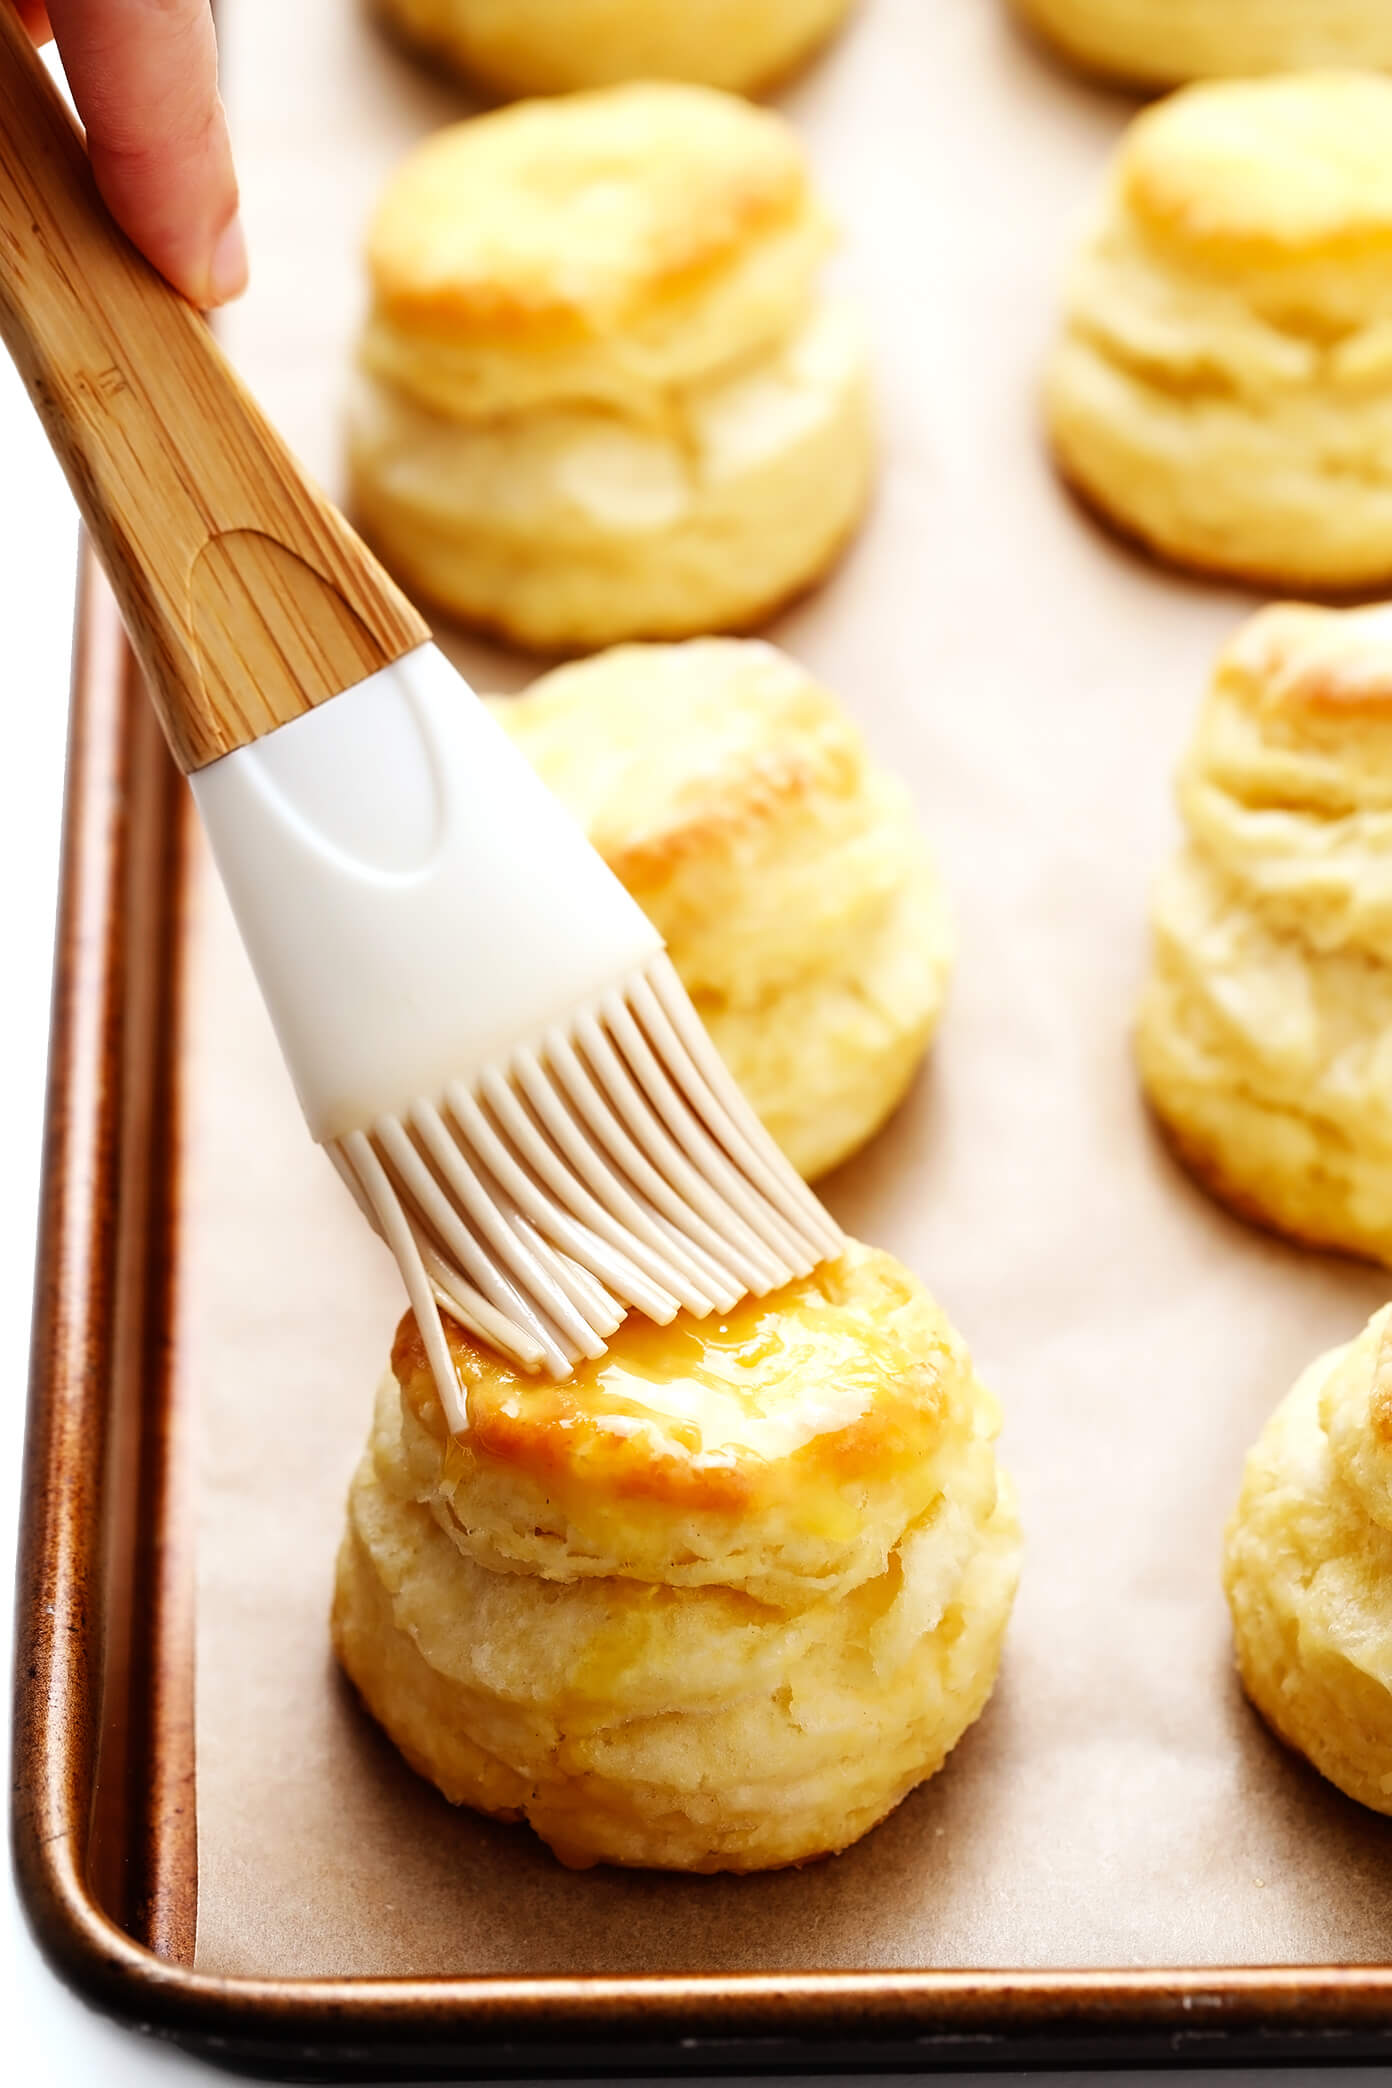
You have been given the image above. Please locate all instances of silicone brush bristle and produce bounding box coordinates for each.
[330,952,843,1431]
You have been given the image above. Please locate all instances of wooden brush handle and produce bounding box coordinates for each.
[0,8,429,772]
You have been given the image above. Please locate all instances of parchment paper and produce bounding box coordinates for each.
[191,0,1392,1977]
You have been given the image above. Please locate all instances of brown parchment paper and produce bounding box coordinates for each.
[191,0,1392,1979]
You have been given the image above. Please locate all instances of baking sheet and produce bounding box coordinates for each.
[191,0,1392,1978]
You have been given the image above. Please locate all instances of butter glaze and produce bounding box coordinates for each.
[391,1243,971,1591]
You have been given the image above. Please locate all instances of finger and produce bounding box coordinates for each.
[45,0,246,306]
[15,5,53,39]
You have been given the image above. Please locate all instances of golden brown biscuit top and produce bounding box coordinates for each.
[1221,603,1392,721]
[487,640,863,890]
[393,1242,962,1523]
[367,82,813,341]
[1121,74,1392,264]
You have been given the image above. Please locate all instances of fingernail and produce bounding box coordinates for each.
[208,214,249,306]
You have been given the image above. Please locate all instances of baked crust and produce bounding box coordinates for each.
[488,639,950,1179]
[373,0,856,101]
[392,1241,984,1595]
[1225,1311,1392,1815]
[1045,75,1392,592]
[1136,602,1392,1265]
[333,1242,1020,1871]
[366,85,819,355]
[1015,0,1392,89]
[350,84,873,647]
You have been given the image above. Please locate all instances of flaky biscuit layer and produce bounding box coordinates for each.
[1225,1308,1392,1813]
[489,640,950,1180]
[334,1244,1019,1871]
[349,303,873,650]
[352,84,872,647]
[1046,74,1392,590]
[1138,604,1392,1263]
[392,1243,993,1600]
[363,84,829,417]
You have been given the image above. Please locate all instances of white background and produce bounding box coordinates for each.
[0,326,1382,2088]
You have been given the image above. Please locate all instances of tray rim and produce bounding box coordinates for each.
[12,557,1392,2075]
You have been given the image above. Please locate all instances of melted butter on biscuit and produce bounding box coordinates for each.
[398,1247,955,1537]
[526,1290,889,1464]
[387,1241,991,1605]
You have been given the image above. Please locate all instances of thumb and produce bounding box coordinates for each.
[44,0,246,307]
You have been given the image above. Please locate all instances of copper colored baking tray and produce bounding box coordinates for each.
[9,554,1392,2077]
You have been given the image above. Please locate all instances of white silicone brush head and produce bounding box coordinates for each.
[191,644,841,1428]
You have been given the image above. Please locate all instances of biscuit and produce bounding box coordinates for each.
[348,84,874,650]
[1136,602,1392,1264]
[1045,73,1392,592]
[1014,1,1392,87]
[1224,1305,1392,1813]
[489,640,951,1180]
[375,0,856,98]
[332,1241,1020,1872]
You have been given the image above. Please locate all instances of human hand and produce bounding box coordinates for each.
[13,1,246,306]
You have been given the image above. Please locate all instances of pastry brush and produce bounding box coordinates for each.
[0,11,841,1430]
